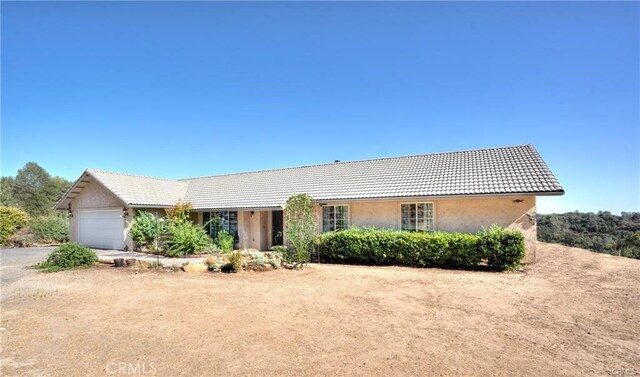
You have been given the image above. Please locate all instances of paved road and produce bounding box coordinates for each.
[0,246,206,301]
[1,246,54,285]
[0,246,205,286]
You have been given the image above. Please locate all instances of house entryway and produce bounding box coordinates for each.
[272,210,283,246]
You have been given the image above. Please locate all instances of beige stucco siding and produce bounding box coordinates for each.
[239,211,269,250]
[435,197,534,232]
[316,196,537,263]
[435,196,537,263]
[72,180,123,209]
[67,180,537,262]
[69,180,172,251]
[69,180,126,248]
[350,201,398,228]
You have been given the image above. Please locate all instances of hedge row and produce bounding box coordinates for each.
[315,225,525,271]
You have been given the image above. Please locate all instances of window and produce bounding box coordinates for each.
[203,211,238,241]
[322,205,349,232]
[401,203,434,231]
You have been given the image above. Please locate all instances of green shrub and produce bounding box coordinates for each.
[228,250,243,273]
[165,221,211,257]
[35,243,98,272]
[284,194,315,268]
[29,213,70,243]
[316,226,525,270]
[613,232,640,259]
[477,225,525,271]
[0,206,29,244]
[216,230,234,252]
[270,245,287,254]
[131,211,163,249]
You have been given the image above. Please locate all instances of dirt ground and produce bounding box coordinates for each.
[1,242,638,376]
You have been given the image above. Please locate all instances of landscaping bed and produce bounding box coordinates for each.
[2,242,638,376]
[104,249,284,273]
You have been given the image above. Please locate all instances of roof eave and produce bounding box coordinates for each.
[53,169,129,211]
[312,190,565,203]
[190,206,284,212]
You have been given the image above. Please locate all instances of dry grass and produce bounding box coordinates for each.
[1,242,638,376]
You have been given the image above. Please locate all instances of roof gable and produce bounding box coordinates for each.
[54,169,189,210]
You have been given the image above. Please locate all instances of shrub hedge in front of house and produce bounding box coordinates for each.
[315,225,525,271]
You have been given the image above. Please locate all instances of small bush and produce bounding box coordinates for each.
[316,226,525,271]
[217,230,234,252]
[204,255,226,272]
[0,206,29,244]
[241,249,284,270]
[131,211,163,250]
[35,243,98,272]
[255,250,283,269]
[165,202,192,225]
[165,221,211,257]
[271,245,287,254]
[182,263,208,272]
[477,225,525,271]
[29,213,70,243]
[228,251,243,273]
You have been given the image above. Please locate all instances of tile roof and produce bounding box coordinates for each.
[88,169,189,207]
[56,145,564,210]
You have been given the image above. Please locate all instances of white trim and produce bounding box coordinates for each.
[321,204,350,233]
[316,192,547,205]
[77,208,125,213]
[398,202,437,231]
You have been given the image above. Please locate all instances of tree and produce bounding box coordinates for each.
[12,162,52,216]
[284,194,316,268]
[0,177,17,206]
[617,232,640,259]
[537,212,640,260]
[10,162,71,216]
[44,176,72,208]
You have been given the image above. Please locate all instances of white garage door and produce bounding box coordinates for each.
[78,210,125,250]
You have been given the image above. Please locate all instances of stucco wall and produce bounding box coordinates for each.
[69,180,125,247]
[72,180,123,209]
[239,211,269,250]
[436,196,537,263]
[68,182,538,261]
[68,181,172,251]
[312,196,537,263]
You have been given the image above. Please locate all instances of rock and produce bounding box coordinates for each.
[182,263,208,273]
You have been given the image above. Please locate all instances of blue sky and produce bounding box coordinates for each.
[2,2,638,214]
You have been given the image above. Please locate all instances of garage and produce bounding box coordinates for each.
[77,209,125,250]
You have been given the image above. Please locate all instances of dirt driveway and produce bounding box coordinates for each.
[1,243,638,376]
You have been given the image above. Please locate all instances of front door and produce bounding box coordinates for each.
[272,210,283,246]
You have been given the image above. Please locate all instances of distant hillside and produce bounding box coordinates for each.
[537,212,640,259]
